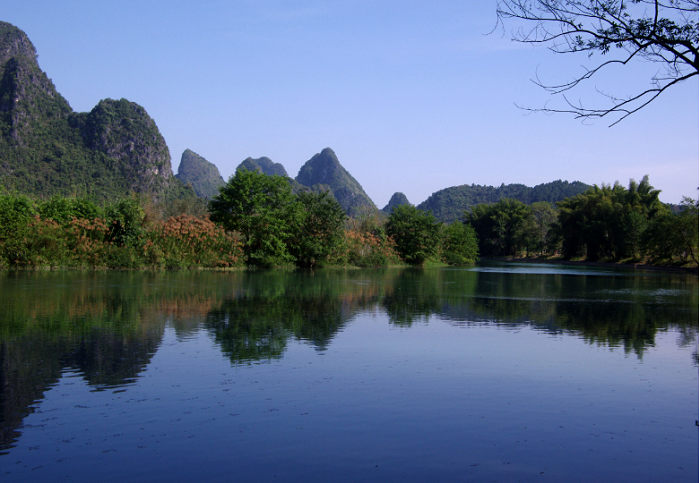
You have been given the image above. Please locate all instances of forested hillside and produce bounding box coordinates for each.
[0,21,196,204]
[237,157,289,177]
[176,149,225,198]
[295,148,376,217]
[382,192,411,213]
[418,180,591,223]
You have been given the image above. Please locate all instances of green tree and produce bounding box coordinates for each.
[0,193,38,264]
[39,196,100,225]
[676,196,699,264]
[643,196,698,264]
[288,191,346,268]
[441,222,479,265]
[467,198,532,256]
[386,205,441,265]
[557,176,667,260]
[208,169,297,267]
[105,195,146,248]
[521,201,560,256]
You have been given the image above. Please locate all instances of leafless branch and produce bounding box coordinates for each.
[496,0,699,125]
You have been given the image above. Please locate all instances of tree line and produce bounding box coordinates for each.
[0,169,478,269]
[0,171,695,269]
[467,176,698,265]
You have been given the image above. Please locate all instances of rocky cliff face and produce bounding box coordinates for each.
[76,98,174,195]
[176,149,225,198]
[295,148,376,217]
[0,21,182,202]
[0,22,72,150]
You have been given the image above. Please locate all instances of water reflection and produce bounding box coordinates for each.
[0,264,697,454]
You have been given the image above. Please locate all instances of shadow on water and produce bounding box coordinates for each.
[0,263,697,453]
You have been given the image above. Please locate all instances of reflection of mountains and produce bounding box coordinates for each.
[0,272,168,453]
[0,328,162,453]
[0,267,697,453]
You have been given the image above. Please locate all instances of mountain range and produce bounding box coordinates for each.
[0,21,195,204]
[0,20,591,220]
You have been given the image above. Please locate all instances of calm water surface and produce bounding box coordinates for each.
[0,262,697,482]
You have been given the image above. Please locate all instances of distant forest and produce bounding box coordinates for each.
[417,180,591,223]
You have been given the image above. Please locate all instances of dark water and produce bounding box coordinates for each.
[0,262,697,482]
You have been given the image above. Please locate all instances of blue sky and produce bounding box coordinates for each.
[5,1,698,206]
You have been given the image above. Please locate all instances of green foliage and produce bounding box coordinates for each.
[288,191,347,267]
[520,201,560,256]
[643,197,699,264]
[467,198,532,256]
[0,192,245,269]
[418,180,590,223]
[440,222,479,265]
[345,212,401,267]
[104,195,146,248]
[208,169,297,267]
[557,176,667,260]
[386,205,441,265]
[0,193,39,264]
[38,196,101,225]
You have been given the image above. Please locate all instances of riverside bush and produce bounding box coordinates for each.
[145,215,243,268]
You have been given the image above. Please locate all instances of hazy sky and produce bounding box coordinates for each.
[5,1,698,206]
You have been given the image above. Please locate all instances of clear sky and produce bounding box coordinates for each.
[5,1,698,206]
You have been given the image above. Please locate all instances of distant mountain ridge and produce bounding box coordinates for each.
[417,180,592,223]
[233,147,376,217]
[382,192,411,213]
[0,21,193,202]
[295,148,376,217]
[238,157,289,177]
[228,149,589,220]
[175,149,225,198]
[0,20,592,217]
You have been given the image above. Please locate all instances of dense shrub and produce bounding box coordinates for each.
[386,205,441,265]
[441,222,479,265]
[145,215,243,268]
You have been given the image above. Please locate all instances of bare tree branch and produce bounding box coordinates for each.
[496,0,699,125]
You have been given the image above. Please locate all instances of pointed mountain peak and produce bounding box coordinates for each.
[382,192,412,213]
[176,149,225,198]
[296,148,376,217]
[0,21,37,67]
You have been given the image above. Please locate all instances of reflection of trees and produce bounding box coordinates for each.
[61,328,162,389]
[206,299,291,363]
[0,333,63,453]
[443,268,698,358]
[0,265,696,453]
[205,270,387,363]
[382,269,444,326]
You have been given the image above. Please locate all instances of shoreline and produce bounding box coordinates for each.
[480,256,699,275]
[1,259,697,274]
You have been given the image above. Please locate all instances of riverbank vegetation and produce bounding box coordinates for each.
[467,176,698,267]
[0,173,695,270]
[0,170,478,269]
